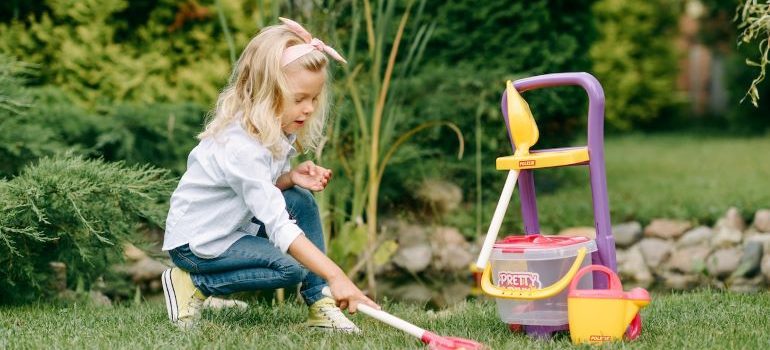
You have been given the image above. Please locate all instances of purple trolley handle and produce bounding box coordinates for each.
[501,72,617,286]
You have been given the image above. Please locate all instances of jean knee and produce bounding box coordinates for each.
[169,246,199,273]
[281,263,308,285]
[284,187,317,214]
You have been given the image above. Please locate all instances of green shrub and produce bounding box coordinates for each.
[0,0,265,107]
[0,55,108,177]
[97,102,206,175]
[0,155,173,303]
[0,53,205,176]
[0,0,170,106]
[421,0,597,147]
[0,55,64,178]
[590,0,683,131]
[25,87,103,148]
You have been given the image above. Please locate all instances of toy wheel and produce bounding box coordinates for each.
[508,324,523,333]
[625,313,642,341]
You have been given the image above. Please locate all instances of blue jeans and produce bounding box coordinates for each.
[168,187,327,306]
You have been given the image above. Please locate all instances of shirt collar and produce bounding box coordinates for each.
[283,133,298,157]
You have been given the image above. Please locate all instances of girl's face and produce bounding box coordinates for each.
[281,66,326,134]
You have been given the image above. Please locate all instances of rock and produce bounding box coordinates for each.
[618,245,653,288]
[557,227,596,240]
[430,227,473,272]
[710,227,742,248]
[761,254,770,281]
[644,219,692,239]
[728,275,764,293]
[392,244,432,273]
[434,282,472,308]
[753,209,770,233]
[709,279,726,290]
[204,297,248,310]
[415,179,463,215]
[731,242,763,278]
[667,245,710,274]
[123,243,148,262]
[663,272,700,290]
[677,226,713,248]
[49,262,67,292]
[149,279,162,292]
[706,248,743,278]
[714,207,746,232]
[391,222,432,273]
[394,222,429,246]
[746,233,770,252]
[126,257,170,283]
[744,227,761,237]
[638,238,673,270]
[89,291,112,307]
[391,283,433,304]
[615,248,627,266]
[612,222,643,248]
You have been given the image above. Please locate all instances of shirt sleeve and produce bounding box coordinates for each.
[219,143,303,253]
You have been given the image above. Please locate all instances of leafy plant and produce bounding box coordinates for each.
[0,155,173,303]
[313,0,464,292]
[736,0,770,106]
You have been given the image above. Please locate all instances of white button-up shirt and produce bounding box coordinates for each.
[162,121,301,258]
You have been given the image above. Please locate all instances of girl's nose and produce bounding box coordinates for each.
[303,101,314,115]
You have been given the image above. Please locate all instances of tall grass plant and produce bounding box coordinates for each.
[315,0,464,292]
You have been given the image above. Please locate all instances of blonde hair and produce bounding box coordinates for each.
[199,23,330,156]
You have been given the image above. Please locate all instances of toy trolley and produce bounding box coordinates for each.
[473,72,645,340]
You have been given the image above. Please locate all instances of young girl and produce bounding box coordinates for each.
[160,17,377,331]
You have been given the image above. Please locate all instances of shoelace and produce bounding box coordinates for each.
[320,308,356,328]
[181,297,203,320]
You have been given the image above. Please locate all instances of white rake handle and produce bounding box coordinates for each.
[321,287,425,339]
[474,169,519,270]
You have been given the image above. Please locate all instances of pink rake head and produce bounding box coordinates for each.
[422,331,485,350]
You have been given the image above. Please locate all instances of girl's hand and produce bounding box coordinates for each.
[327,275,380,314]
[290,160,332,191]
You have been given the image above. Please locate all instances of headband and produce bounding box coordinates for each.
[279,17,347,67]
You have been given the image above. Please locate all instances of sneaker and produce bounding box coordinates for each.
[307,297,361,333]
[161,268,205,330]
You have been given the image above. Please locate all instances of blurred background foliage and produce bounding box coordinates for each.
[1,0,769,300]
[591,0,683,131]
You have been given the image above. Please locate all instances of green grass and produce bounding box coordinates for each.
[529,134,770,233]
[2,290,769,349]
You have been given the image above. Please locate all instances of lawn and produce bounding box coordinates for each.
[2,289,769,349]
[524,133,770,233]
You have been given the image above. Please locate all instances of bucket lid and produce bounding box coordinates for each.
[493,234,591,253]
